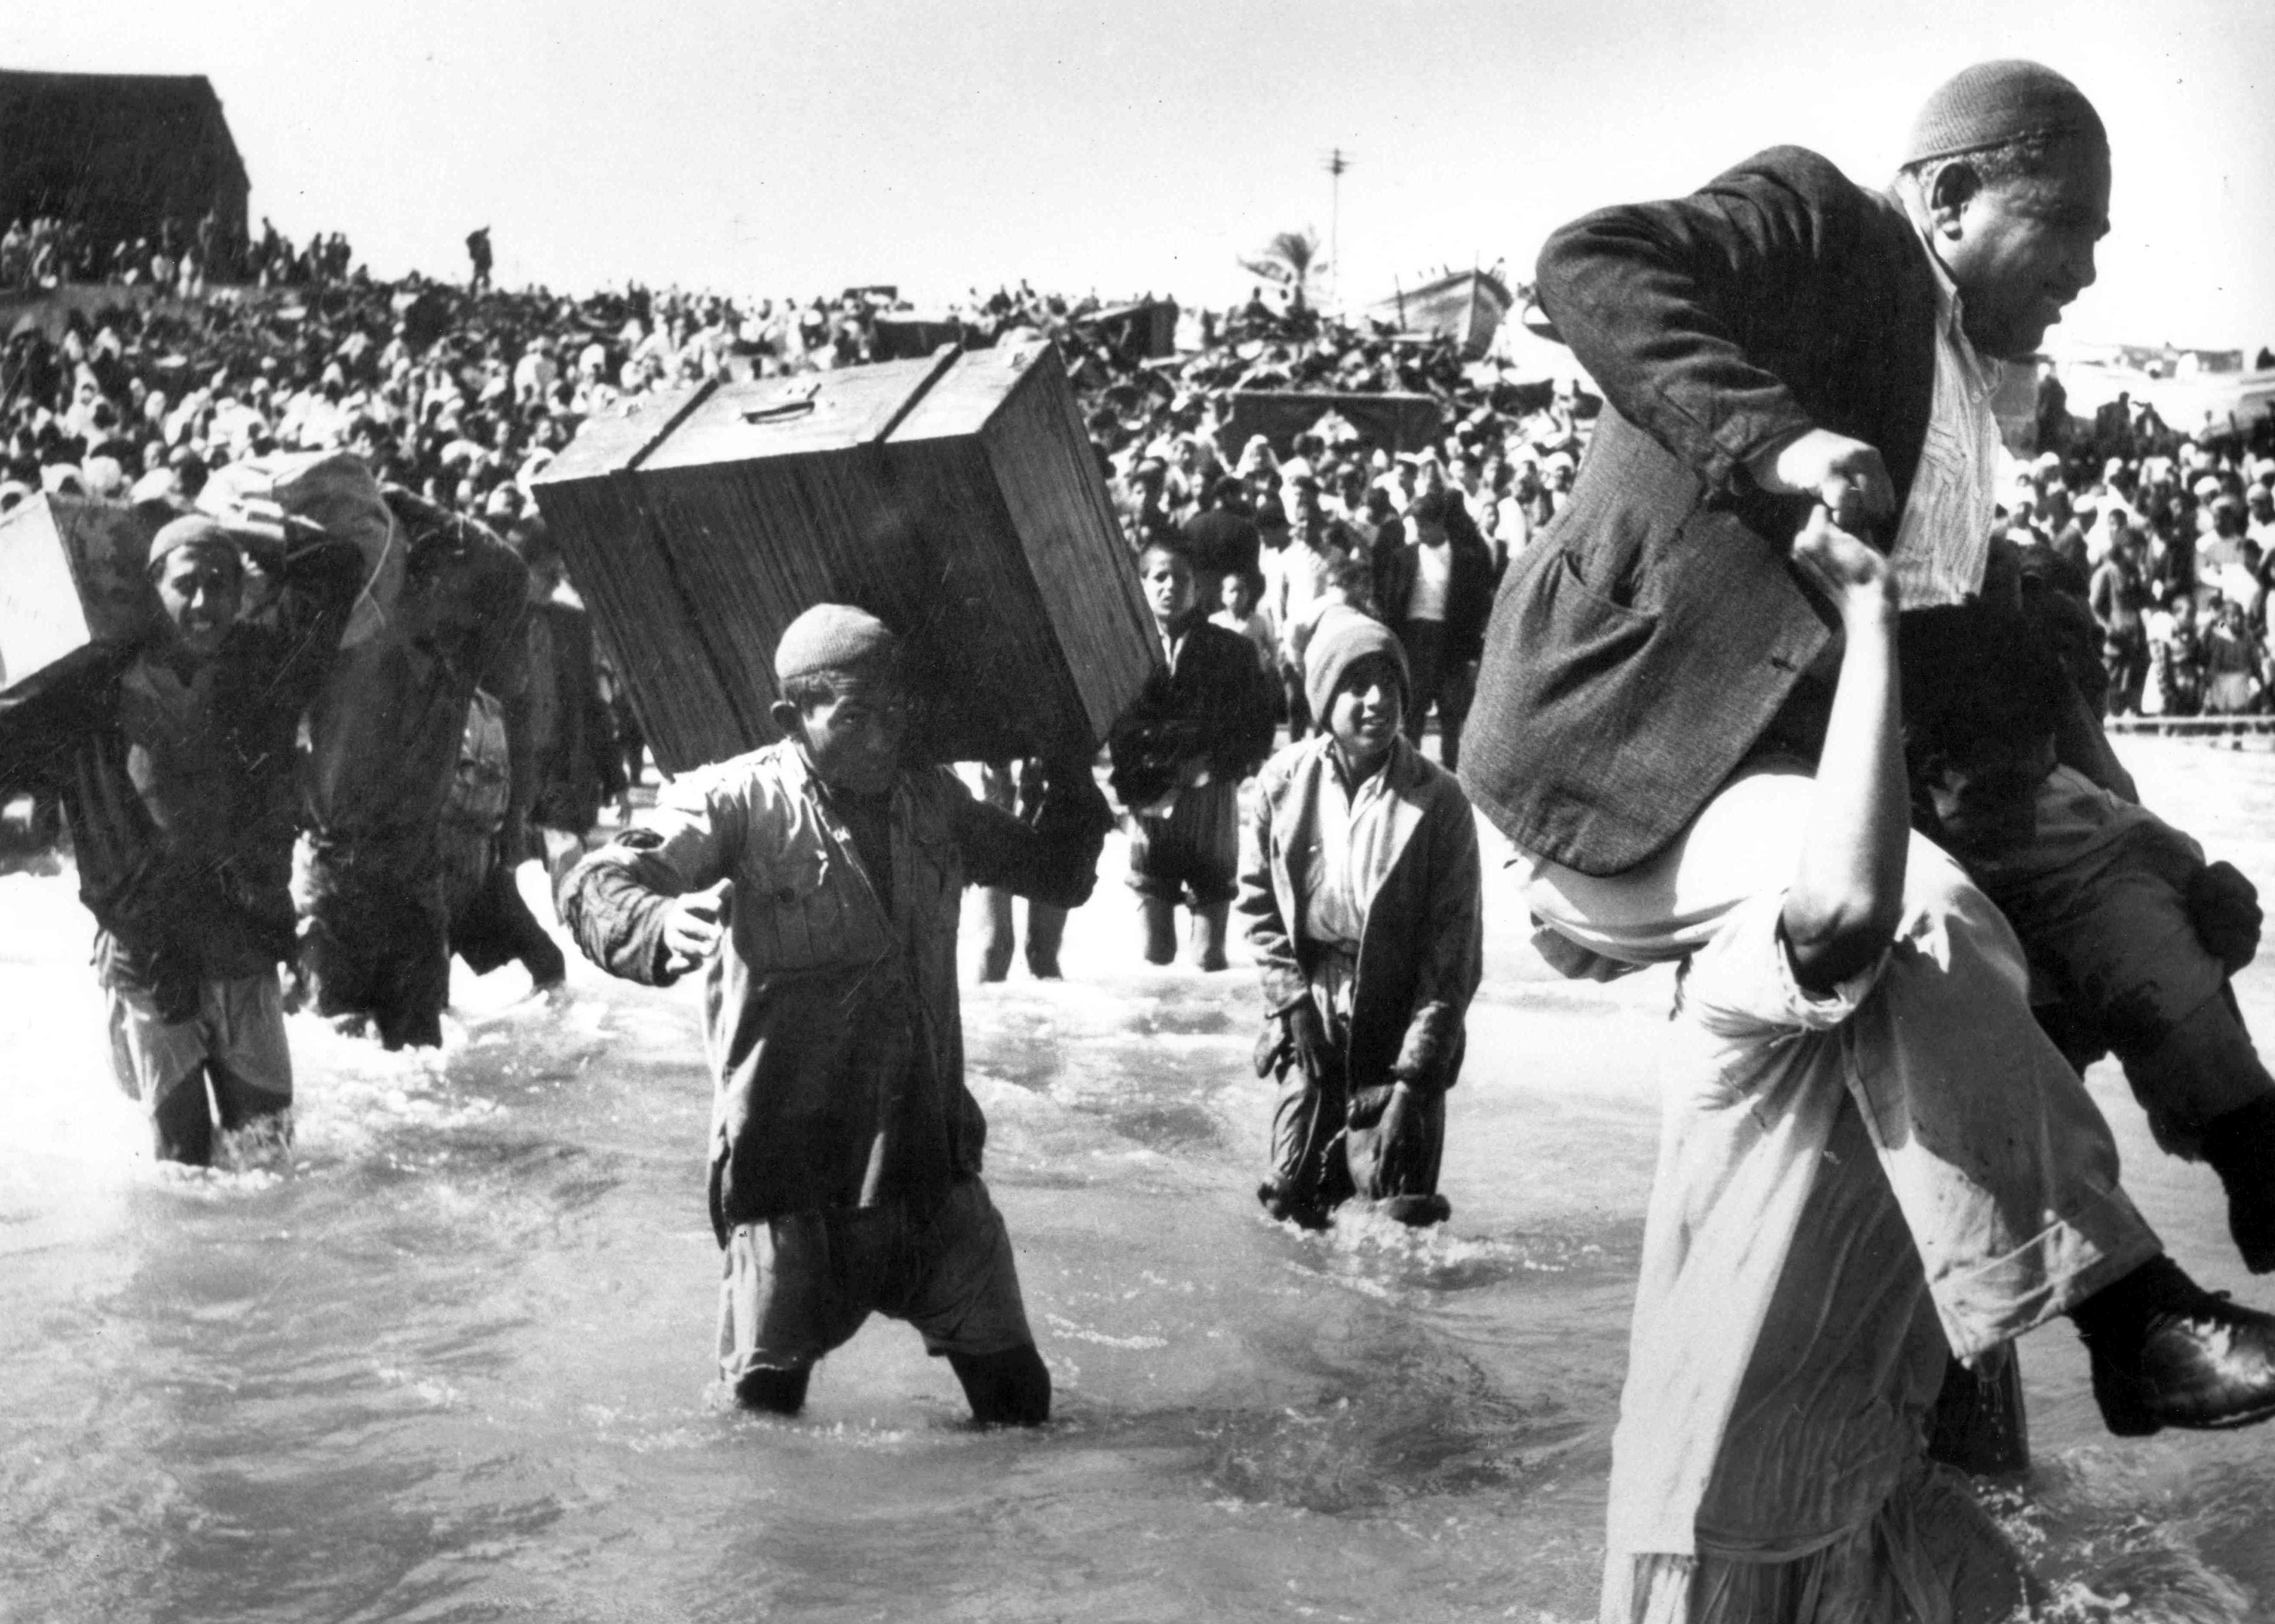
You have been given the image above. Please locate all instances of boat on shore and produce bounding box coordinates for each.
[1366,267,1513,360]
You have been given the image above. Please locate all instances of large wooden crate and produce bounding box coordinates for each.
[0,495,154,693]
[532,342,1159,772]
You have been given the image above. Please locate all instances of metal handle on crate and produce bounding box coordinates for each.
[743,384,821,425]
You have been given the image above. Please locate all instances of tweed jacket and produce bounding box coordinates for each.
[1460,147,1942,876]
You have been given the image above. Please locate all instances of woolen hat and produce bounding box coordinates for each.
[1902,60,2105,168]
[774,603,898,684]
[1304,607,1410,725]
[147,514,242,569]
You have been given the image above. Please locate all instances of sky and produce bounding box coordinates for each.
[13,0,2275,350]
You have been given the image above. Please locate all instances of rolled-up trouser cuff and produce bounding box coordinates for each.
[1921,1184,2161,1361]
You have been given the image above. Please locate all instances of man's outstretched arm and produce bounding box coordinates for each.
[1781,507,1908,992]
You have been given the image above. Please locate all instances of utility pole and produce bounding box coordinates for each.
[1323,147,1352,311]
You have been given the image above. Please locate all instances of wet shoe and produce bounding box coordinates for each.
[2084,1270,2275,1437]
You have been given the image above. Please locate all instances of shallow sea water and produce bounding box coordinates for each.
[2,738,2271,1622]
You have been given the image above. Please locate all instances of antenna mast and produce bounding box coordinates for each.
[1323,147,1352,310]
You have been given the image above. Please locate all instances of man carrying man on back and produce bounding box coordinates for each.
[1462,60,2275,1435]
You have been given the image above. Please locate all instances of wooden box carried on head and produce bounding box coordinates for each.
[531,341,1159,772]
[0,495,154,694]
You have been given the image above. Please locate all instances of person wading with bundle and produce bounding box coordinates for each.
[0,512,360,1164]
[1461,58,2275,1441]
[562,606,1111,1423]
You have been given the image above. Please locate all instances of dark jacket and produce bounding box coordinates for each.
[1376,527,1497,664]
[1107,618,1279,811]
[0,531,363,1009]
[1459,147,1939,876]
[517,599,625,834]
[561,742,1110,1237]
[301,489,530,850]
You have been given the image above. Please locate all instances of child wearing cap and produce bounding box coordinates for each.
[560,604,1111,1424]
[0,511,364,1165]
[1238,607,1482,1228]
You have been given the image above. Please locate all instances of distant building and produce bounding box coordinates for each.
[0,69,248,254]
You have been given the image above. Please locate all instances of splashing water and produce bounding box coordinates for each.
[1,738,2270,1621]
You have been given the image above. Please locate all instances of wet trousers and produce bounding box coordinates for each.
[1264,984,1449,1226]
[106,970,293,1165]
[294,831,451,1050]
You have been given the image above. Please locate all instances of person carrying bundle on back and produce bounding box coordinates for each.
[0,510,362,1165]
[561,605,1112,1423]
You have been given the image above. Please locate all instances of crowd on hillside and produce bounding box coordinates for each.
[0,210,356,294]
[7,212,2275,749]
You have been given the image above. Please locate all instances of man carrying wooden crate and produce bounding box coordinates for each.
[561,605,1112,1423]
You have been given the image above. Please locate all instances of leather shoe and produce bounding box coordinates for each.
[2087,1281,2275,1436]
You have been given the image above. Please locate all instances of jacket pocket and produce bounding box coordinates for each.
[763,839,830,905]
[1524,550,1661,707]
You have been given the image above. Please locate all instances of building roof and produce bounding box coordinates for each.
[0,68,247,187]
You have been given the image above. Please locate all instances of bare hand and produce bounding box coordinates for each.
[1753,429,1894,535]
[1373,1084,1420,1192]
[1791,504,1896,613]
[662,878,733,975]
[1284,999,1333,1081]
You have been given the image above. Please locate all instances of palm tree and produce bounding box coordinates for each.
[1239,229,1328,313]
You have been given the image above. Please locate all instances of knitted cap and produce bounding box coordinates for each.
[1304,607,1410,725]
[147,515,242,570]
[1902,60,2105,167]
[773,603,898,684]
